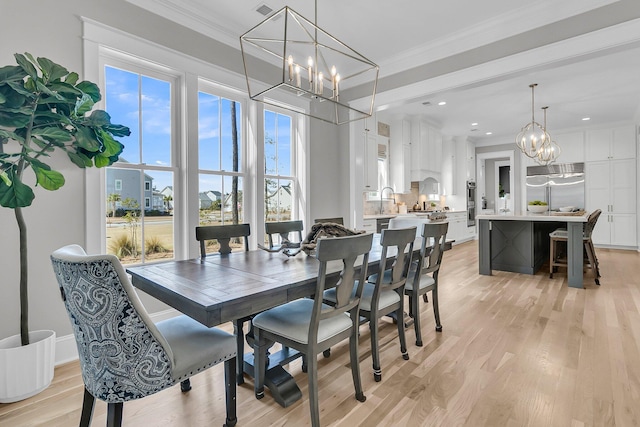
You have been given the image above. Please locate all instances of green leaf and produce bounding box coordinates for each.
[0,170,10,186]
[36,57,68,82]
[0,128,23,142]
[0,110,31,127]
[2,82,30,106]
[0,65,27,83]
[104,123,132,138]
[0,171,35,208]
[67,151,92,168]
[13,54,38,79]
[32,164,64,190]
[76,81,101,103]
[31,127,73,142]
[87,110,111,126]
[65,72,79,86]
[48,81,82,97]
[74,93,94,117]
[93,153,111,168]
[74,125,101,152]
[98,129,124,157]
[35,81,65,101]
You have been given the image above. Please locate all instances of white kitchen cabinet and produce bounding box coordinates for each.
[390,119,411,193]
[361,218,376,233]
[585,125,636,161]
[586,158,636,247]
[445,212,474,244]
[592,213,637,247]
[363,132,378,191]
[410,119,442,181]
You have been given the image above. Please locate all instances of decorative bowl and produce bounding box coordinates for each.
[559,206,576,212]
[527,204,548,213]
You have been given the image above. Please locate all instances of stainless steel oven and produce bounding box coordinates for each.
[466,180,476,226]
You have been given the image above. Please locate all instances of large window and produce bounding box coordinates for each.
[104,65,176,264]
[264,109,295,223]
[197,88,245,252]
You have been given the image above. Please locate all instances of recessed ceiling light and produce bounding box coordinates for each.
[471,122,478,126]
[485,132,493,135]
[438,101,446,106]
[582,117,591,121]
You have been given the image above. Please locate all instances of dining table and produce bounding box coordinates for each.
[127,233,411,407]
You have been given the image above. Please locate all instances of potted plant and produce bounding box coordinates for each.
[0,53,129,402]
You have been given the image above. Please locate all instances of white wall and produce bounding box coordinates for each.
[0,0,347,347]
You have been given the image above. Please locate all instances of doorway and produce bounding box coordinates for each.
[495,160,511,213]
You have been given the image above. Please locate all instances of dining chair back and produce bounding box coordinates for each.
[252,232,373,427]
[196,223,250,257]
[265,220,304,250]
[313,217,344,225]
[406,222,449,346]
[50,245,237,427]
[325,227,416,381]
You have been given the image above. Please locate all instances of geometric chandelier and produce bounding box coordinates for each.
[240,1,379,125]
[535,106,561,165]
[515,83,551,158]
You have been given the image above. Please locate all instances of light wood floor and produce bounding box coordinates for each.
[2,241,640,426]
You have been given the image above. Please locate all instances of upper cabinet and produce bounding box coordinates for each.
[585,125,636,161]
[410,119,442,182]
[363,131,378,191]
[552,131,584,163]
[389,119,411,193]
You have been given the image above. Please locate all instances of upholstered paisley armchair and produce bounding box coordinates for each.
[51,245,237,427]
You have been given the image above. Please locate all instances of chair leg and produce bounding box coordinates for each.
[306,353,320,427]
[370,318,381,382]
[412,293,423,346]
[79,387,95,427]
[233,319,245,385]
[432,287,442,332]
[106,402,123,427]
[584,241,600,285]
[180,379,191,392]
[349,324,366,403]
[253,329,267,400]
[223,357,238,427]
[549,239,555,278]
[396,307,409,361]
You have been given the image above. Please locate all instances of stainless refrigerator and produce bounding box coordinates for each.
[526,163,585,211]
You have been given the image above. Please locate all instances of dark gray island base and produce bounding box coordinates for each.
[478,212,590,288]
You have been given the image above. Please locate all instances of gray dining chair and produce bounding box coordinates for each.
[252,233,373,427]
[264,220,304,251]
[406,222,449,346]
[196,223,252,385]
[50,245,237,427]
[324,227,416,382]
[196,223,251,256]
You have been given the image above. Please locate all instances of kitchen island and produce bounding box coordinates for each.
[477,211,590,288]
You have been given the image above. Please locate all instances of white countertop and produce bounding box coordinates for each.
[364,210,466,220]
[476,211,589,222]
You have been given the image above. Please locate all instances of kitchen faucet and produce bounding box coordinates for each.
[380,186,395,215]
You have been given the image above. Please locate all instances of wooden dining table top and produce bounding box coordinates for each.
[127,234,404,328]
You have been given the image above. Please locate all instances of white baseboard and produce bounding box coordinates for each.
[54,308,180,366]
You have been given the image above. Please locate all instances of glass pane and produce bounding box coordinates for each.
[277,114,291,176]
[199,174,223,226]
[221,99,242,172]
[264,110,277,175]
[106,167,143,264]
[264,178,293,223]
[141,76,172,166]
[198,92,220,170]
[141,170,174,262]
[222,175,244,224]
[105,66,139,164]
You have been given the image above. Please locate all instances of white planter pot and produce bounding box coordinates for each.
[0,330,56,403]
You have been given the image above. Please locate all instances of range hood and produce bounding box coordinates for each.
[419,177,440,195]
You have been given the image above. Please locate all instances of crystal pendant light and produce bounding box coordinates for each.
[516,84,550,158]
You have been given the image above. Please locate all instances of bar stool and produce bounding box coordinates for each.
[549,209,602,285]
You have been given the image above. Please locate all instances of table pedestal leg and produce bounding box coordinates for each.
[243,350,302,407]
